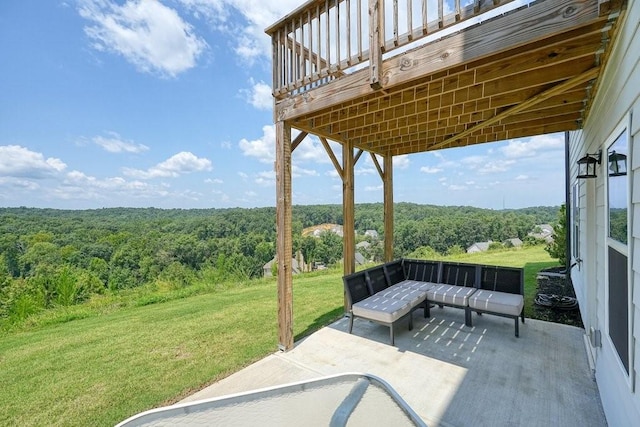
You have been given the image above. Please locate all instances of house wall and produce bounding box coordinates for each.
[569,1,640,425]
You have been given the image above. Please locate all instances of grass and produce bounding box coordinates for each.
[440,245,560,317]
[0,246,557,426]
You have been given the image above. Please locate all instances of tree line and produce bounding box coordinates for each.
[0,204,558,323]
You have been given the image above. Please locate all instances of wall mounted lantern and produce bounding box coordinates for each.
[577,150,602,179]
[608,150,627,176]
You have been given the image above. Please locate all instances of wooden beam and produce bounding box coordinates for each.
[354,149,364,165]
[319,136,343,178]
[383,154,394,262]
[370,152,384,180]
[343,140,355,278]
[369,0,383,89]
[429,67,600,150]
[275,121,293,351]
[291,131,308,152]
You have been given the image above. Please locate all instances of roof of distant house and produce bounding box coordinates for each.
[302,223,344,237]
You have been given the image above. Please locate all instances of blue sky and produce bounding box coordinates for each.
[0,0,565,210]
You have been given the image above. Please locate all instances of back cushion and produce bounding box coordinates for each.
[440,262,477,287]
[405,259,440,282]
[384,260,405,285]
[343,272,370,304]
[366,266,389,294]
[480,266,523,294]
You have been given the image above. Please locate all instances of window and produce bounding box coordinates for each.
[608,132,628,244]
[606,128,629,375]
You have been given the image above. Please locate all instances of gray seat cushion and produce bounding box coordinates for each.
[468,290,523,317]
[377,286,427,306]
[352,295,412,324]
[390,280,435,293]
[427,284,477,306]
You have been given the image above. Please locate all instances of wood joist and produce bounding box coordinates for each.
[275,0,621,157]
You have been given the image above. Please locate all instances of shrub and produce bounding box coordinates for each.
[545,204,567,266]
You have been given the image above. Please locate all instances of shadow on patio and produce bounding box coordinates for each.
[184,306,605,426]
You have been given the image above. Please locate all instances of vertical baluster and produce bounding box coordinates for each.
[291,19,300,83]
[357,0,362,60]
[300,15,305,83]
[285,23,290,87]
[308,10,314,77]
[438,0,443,28]
[317,4,322,75]
[346,0,351,65]
[422,0,427,34]
[336,0,341,68]
[273,30,279,91]
[326,0,331,66]
[407,0,413,41]
[393,0,399,46]
[455,0,461,20]
[278,28,283,88]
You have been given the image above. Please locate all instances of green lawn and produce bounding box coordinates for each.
[0,246,557,426]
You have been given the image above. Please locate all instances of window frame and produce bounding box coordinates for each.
[604,116,633,388]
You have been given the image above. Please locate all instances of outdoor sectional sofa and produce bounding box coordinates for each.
[343,259,525,345]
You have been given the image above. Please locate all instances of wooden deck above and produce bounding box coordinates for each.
[267,0,624,156]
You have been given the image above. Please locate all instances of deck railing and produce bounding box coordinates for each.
[265,0,520,99]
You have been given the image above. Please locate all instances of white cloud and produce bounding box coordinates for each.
[325,169,340,178]
[365,184,383,192]
[356,167,376,176]
[292,165,318,177]
[460,155,487,166]
[239,125,275,163]
[515,175,529,180]
[205,178,224,184]
[255,170,275,186]
[123,151,212,179]
[478,160,515,174]
[393,155,410,169]
[0,177,41,191]
[55,170,213,203]
[0,145,67,178]
[449,184,467,191]
[92,132,149,153]
[294,136,333,164]
[66,170,149,191]
[500,134,563,159]
[241,79,273,110]
[79,0,207,77]
[239,126,333,165]
[176,0,301,64]
[420,166,442,174]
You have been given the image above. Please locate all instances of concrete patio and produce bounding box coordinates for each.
[183,308,606,426]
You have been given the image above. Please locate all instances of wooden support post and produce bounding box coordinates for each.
[369,0,383,89]
[343,140,356,277]
[276,121,293,351]
[383,154,394,262]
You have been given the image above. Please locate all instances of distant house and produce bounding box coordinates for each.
[503,238,523,248]
[356,241,371,250]
[263,253,304,277]
[466,241,492,254]
[302,223,344,238]
[364,230,379,240]
[528,224,554,243]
